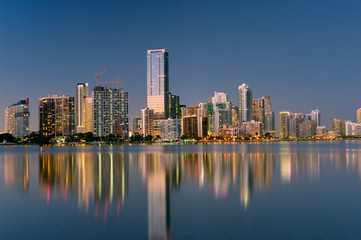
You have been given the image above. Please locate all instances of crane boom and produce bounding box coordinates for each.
[95,71,106,86]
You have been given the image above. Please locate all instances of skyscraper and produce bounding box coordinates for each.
[357,108,361,124]
[92,86,128,138]
[141,108,154,136]
[212,92,232,135]
[279,111,291,139]
[252,98,265,131]
[262,96,275,136]
[310,109,321,126]
[75,83,88,133]
[39,95,75,137]
[238,83,252,122]
[5,98,30,138]
[147,49,169,119]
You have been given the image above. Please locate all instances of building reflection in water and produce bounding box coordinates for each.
[5,146,361,238]
[4,154,29,194]
[39,151,129,220]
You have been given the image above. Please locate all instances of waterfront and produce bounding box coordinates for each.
[1,142,361,239]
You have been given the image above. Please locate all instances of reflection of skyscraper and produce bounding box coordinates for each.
[77,153,94,211]
[4,154,29,193]
[281,153,291,184]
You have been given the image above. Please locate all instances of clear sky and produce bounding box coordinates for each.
[1,0,361,133]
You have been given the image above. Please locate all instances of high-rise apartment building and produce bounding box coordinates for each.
[357,108,361,124]
[39,95,75,137]
[160,118,181,140]
[84,97,92,133]
[132,117,142,135]
[331,119,346,136]
[252,98,265,131]
[310,109,321,126]
[5,98,30,138]
[238,83,252,122]
[212,92,232,135]
[262,96,275,136]
[168,94,180,119]
[75,83,88,133]
[181,115,208,138]
[279,111,291,139]
[147,49,169,119]
[92,86,128,138]
[141,108,154,136]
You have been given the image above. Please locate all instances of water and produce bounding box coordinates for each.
[1,141,361,239]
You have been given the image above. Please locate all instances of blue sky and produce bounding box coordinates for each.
[1,0,361,132]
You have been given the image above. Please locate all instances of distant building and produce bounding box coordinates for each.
[262,96,275,136]
[160,119,181,140]
[212,92,232,135]
[39,95,75,137]
[75,83,88,133]
[331,119,346,136]
[357,108,361,124]
[252,98,265,132]
[168,94,180,119]
[141,108,154,136]
[92,86,128,138]
[238,83,252,122]
[5,98,30,138]
[132,117,142,135]
[316,126,328,136]
[279,112,291,139]
[181,115,207,138]
[345,121,361,136]
[147,49,169,119]
[242,121,262,137]
[310,109,321,126]
[298,121,317,138]
[84,97,93,133]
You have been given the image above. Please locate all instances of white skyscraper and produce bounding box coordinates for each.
[5,99,30,138]
[238,83,252,122]
[310,109,321,126]
[75,83,88,133]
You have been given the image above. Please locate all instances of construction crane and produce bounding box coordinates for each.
[105,77,123,89]
[94,71,106,86]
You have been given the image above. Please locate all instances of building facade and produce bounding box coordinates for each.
[181,115,208,138]
[39,95,75,137]
[141,108,154,136]
[75,83,88,133]
[238,83,252,122]
[147,49,169,119]
[279,111,291,139]
[5,98,30,138]
[160,119,181,140]
[92,86,128,138]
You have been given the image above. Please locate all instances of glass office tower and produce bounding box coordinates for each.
[147,49,169,119]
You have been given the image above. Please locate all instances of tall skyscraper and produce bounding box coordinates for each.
[168,93,180,119]
[5,98,30,138]
[279,111,291,139]
[75,83,88,133]
[84,97,93,133]
[141,108,154,136]
[39,95,75,137]
[238,83,252,122]
[262,96,275,136]
[357,108,361,124]
[147,49,169,119]
[252,98,265,131]
[212,92,232,135]
[92,86,128,138]
[310,109,321,126]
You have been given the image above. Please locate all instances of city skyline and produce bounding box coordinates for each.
[2,1,361,133]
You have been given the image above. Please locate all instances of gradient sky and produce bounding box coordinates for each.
[1,0,361,133]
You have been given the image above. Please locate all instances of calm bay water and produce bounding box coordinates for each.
[1,142,361,239]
